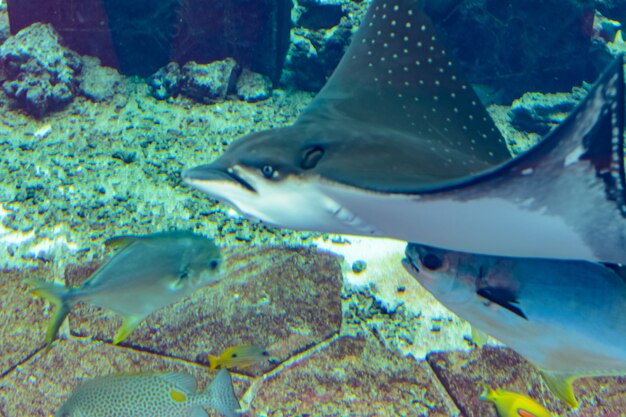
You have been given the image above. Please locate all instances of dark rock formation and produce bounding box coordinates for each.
[283,17,354,91]
[508,89,585,135]
[297,2,345,30]
[147,62,182,100]
[0,23,81,117]
[427,0,603,102]
[172,0,292,83]
[236,69,273,102]
[180,58,239,103]
[6,0,292,80]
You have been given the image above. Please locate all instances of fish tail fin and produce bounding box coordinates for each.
[26,279,74,345]
[208,354,220,371]
[202,369,241,417]
[540,370,580,409]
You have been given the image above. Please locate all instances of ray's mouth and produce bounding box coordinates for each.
[224,169,256,193]
[182,165,257,193]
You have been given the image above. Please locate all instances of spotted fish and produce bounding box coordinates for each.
[402,243,626,408]
[55,368,240,417]
[183,0,625,263]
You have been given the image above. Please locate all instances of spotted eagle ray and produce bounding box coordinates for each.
[403,243,626,408]
[183,0,626,263]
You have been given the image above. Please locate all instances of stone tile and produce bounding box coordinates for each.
[427,345,626,417]
[0,267,49,376]
[66,245,343,374]
[0,337,249,416]
[249,335,461,417]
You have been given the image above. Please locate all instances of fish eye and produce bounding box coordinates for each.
[300,146,325,170]
[209,260,219,270]
[422,253,443,270]
[261,165,275,178]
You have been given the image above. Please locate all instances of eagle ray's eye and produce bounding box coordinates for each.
[261,165,274,178]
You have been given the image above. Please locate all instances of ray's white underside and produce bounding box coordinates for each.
[185,166,603,261]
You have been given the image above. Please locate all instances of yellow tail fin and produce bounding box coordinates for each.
[26,279,72,345]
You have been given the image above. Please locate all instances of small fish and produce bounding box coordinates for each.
[209,344,270,371]
[28,231,222,345]
[403,243,626,408]
[55,368,240,417]
[479,384,553,417]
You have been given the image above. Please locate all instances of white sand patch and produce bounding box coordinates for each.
[314,235,478,358]
[0,205,80,269]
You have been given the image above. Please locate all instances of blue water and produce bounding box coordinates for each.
[1,0,625,416]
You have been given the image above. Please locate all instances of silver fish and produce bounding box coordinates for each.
[402,243,626,408]
[183,0,625,263]
[56,368,240,417]
[28,231,221,344]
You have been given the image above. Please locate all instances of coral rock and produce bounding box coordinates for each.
[236,69,273,102]
[78,56,122,102]
[508,89,584,135]
[0,23,81,117]
[147,62,182,100]
[181,58,239,104]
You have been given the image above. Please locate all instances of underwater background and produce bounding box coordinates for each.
[1,0,626,415]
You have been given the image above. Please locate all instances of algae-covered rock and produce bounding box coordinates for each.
[508,89,585,135]
[148,62,182,100]
[236,69,273,102]
[77,56,123,102]
[0,23,81,117]
[250,335,461,416]
[282,0,365,92]
[181,58,239,104]
[283,18,354,91]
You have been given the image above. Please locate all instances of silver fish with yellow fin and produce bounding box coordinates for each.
[55,368,240,417]
[28,231,222,345]
[403,243,626,408]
